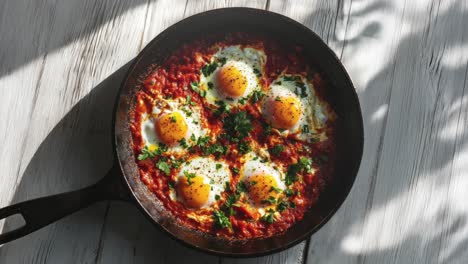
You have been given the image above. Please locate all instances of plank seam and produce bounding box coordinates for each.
[138,0,152,52]
[93,202,111,264]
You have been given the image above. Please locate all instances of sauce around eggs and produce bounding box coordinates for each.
[130,33,337,239]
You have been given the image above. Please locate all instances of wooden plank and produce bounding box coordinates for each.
[0,0,149,263]
[302,0,468,263]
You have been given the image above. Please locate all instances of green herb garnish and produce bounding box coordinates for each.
[157,160,171,175]
[270,144,285,156]
[212,210,231,229]
[183,171,196,185]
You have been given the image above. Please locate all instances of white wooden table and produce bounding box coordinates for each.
[1,0,468,263]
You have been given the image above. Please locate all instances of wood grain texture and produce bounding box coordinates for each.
[2,0,468,263]
[300,0,468,263]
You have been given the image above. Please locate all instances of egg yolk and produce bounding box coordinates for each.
[245,174,280,206]
[177,175,211,208]
[155,112,188,145]
[267,96,302,129]
[216,64,248,97]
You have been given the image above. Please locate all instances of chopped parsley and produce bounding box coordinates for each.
[302,125,310,133]
[270,144,285,156]
[253,68,262,77]
[223,111,253,142]
[270,186,282,193]
[183,171,196,185]
[170,157,185,169]
[202,61,218,77]
[276,200,289,212]
[261,196,276,205]
[214,100,230,116]
[218,57,227,66]
[238,97,247,105]
[232,167,239,175]
[137,144,168,160]
[215,194,221,200]
[168,182,175,190]
[203,143,228,158]
[285,156,313,185]
[263,123,272,136]
[190,82,207,97]
[295,81,308,98]
[275,96,282,102]
[238,141,251,154]
[299,157,313,172]
[185,95,196,106]
[216,163,222,170]
[157,160,171,175]
[212,210,231,229]
[261,209,276,224]
[207,82,214,89]
[170,115,177,123]
[178,138,188,148]
[250,90,264,104]
[236,181,248,194]
[137,146,156,160]
[284,188,294,197]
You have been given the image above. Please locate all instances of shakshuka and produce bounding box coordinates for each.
[130,33,337,239]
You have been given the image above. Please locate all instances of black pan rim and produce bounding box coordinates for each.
[113,7,364,258]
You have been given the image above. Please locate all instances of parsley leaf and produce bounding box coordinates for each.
[238,141,251,154]
[183,171,196,185]
[253,68,262,77]
[137,146,156,160]
[214,100,230,117]
[238,97,247,105]
[270,144,285,156]
[299,157,313,172]
[276,200,289,212]
[285,156,313,185]
[178,138,188,148]
[157,160,171,175]
[295,81,308,98]
[212,210,231,229]
[223,111,253,142]
[261,209,276,224]
[261,196,277,205]
[270,186,282,193]
[236,181,248,194]
[250,90,264,104]
[202,61,218,77]
[190,82,207,97]
[218,57,227,66]
[284,189,294,197]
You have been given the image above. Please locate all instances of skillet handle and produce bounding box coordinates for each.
[0,164,130,245]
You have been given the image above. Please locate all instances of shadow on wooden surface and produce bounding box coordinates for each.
[0,0,150,78]
[305,0,468,263]
[0,60,304,263]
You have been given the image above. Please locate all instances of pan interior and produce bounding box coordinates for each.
[114,8,363,257]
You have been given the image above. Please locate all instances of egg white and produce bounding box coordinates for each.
[199,46,266,105]
[263,75,330,142]
[240,152,286,214]
[170,157,231,208]
[140,98,206,153]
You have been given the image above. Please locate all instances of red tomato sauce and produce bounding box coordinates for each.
[129,32,337,239]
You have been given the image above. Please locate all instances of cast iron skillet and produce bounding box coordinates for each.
[0,8,363,257]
